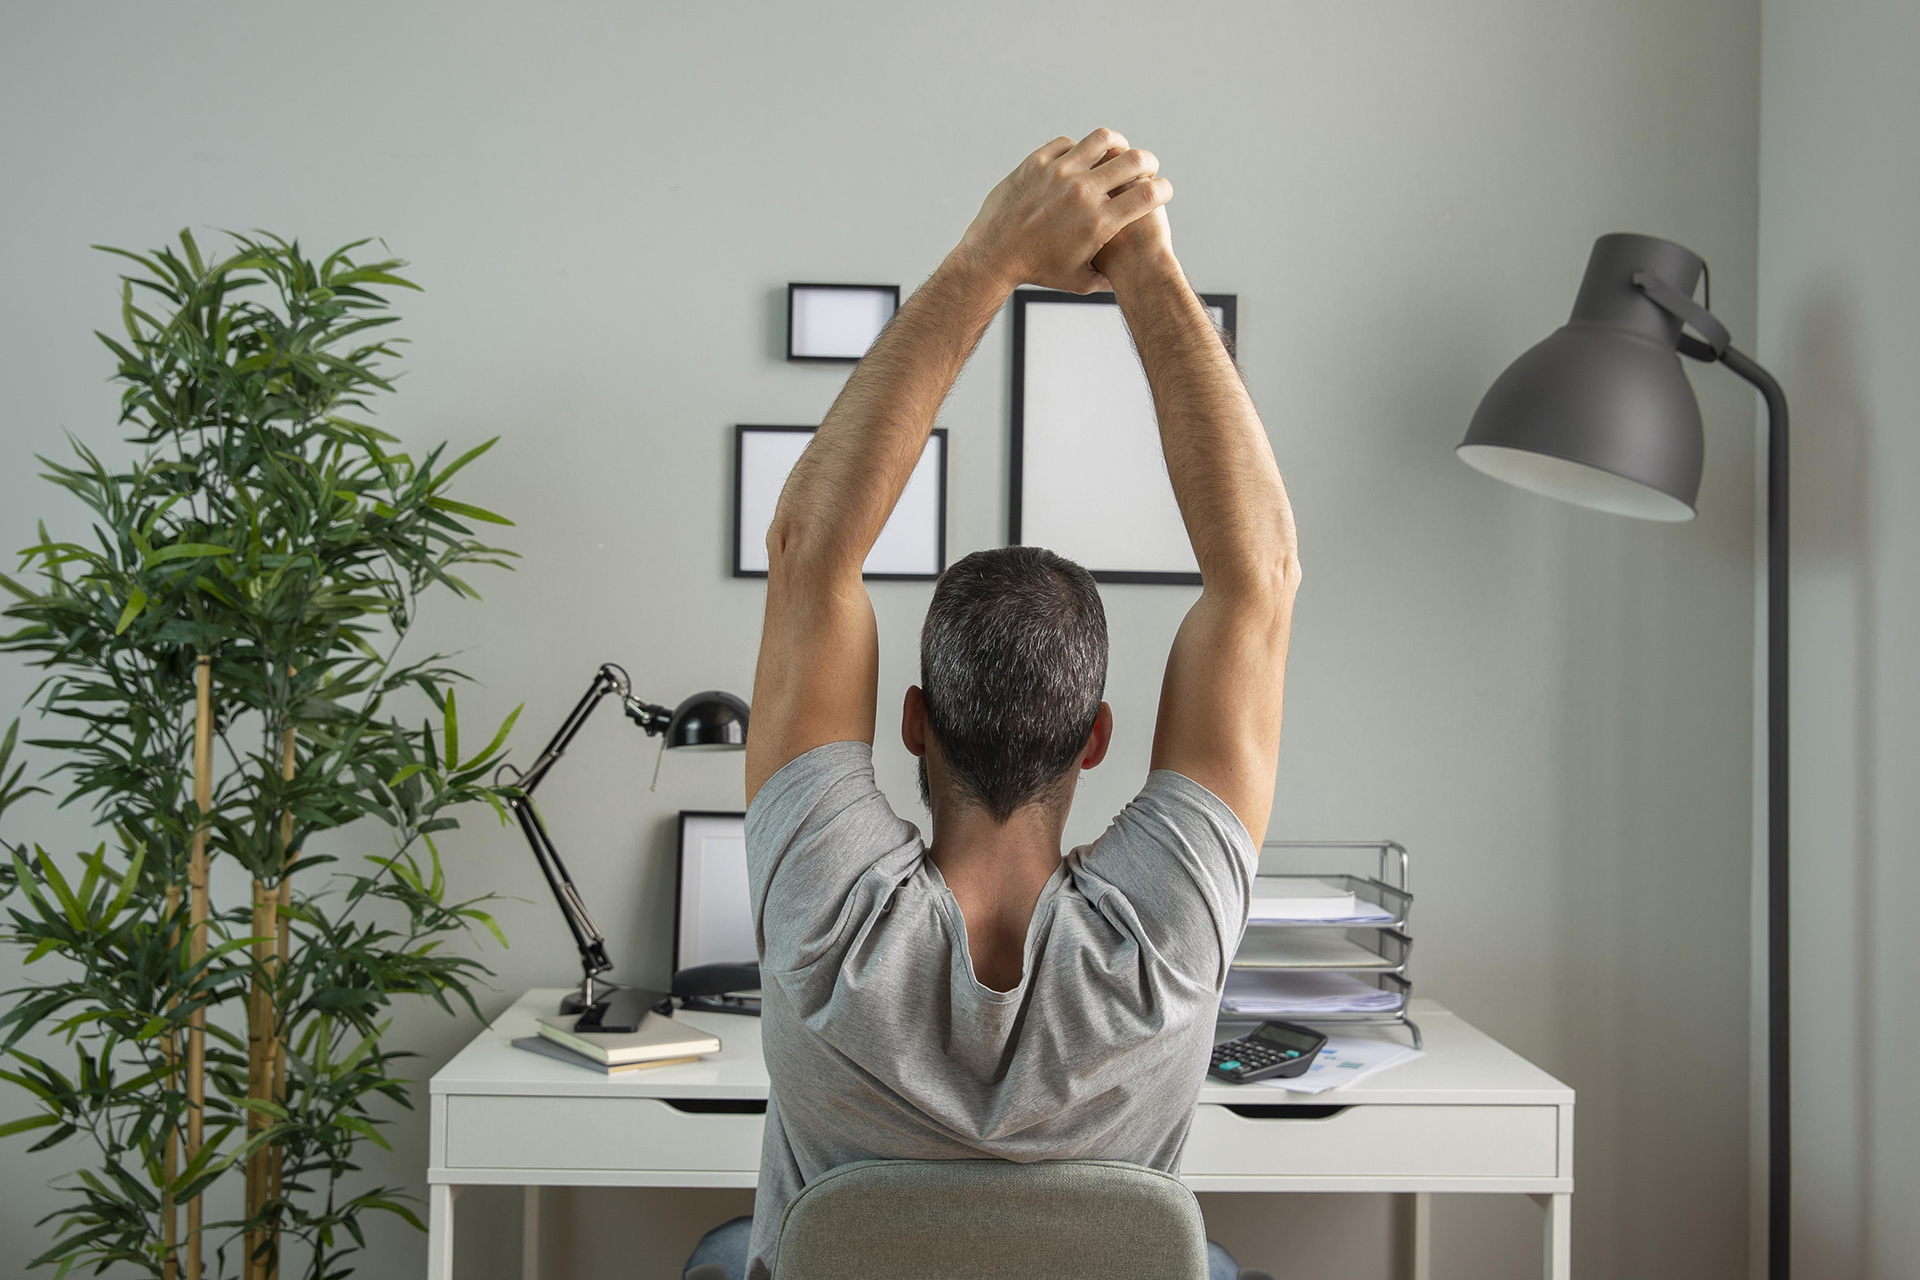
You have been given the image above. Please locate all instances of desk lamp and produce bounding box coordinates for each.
[496,663,748,1032]
[1457,232,1791,1279]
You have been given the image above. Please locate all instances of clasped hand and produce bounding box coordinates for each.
[957,128,1174,294]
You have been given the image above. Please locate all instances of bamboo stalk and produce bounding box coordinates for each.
[246,879,270,1280]
[162,883,181,1280]
[247,711,296,1280]
[185,656,212,1280]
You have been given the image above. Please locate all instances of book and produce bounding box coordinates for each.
[536,1010,721,1066]
[510,1035,701,1076]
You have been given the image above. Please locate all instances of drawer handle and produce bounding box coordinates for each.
[663,1098,767,1115]
[1222,1104,1349,1121]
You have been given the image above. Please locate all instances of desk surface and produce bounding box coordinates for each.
[434,989,1571,1108]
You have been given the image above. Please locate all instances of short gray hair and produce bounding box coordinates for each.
[919,546,1108,821]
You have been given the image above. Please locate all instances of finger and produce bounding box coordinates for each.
[1089,147,1159,196]
[1030,135,1075,166]
[1063,127,1128,170]
[1103,175,1173,228]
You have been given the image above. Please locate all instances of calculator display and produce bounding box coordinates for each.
[1252,1023,1322,1055]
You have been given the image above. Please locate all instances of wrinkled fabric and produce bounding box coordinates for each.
[744,742,1256,1280]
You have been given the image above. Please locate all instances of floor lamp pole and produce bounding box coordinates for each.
[1721,345,1790,1280]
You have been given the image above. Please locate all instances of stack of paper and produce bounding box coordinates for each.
[1247,882,1394,924]
[1253,1032,1423,1094]
[1220,969,1403,1015]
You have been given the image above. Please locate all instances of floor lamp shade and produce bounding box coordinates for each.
[1458,233,1710,522]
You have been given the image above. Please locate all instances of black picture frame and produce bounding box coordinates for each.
[1009,288,1238,586]
[732,424,948,580]
[786,282,901,363]
[672,810,748,976]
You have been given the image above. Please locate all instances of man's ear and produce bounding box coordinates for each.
[902,686,929,758]
[1080,701,1114,770]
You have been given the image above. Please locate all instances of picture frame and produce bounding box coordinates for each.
[733,424,948,580]
[787,282,901,362]
[673,811,753,975]
[1009,288,1238,585]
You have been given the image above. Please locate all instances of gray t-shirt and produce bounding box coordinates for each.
[742,741,1256,1279]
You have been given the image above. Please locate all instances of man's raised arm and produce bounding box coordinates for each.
[746,130,1171,804]
[1096,199,1302,843]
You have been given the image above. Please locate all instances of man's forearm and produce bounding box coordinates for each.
[1108,253,1298,594]
[769,253,1007,572]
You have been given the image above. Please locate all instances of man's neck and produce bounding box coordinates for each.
[927,797,1069,994]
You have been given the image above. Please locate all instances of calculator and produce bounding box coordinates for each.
[1208,1020,1329,1083]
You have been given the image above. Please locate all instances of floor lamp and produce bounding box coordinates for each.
[1456,233,1791,1279]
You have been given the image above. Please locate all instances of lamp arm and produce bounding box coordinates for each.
[494,663,676,1010]
[513,663,672,797]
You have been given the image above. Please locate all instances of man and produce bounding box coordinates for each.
[712,129,1301,1280]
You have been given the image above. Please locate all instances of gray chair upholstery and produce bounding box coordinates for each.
[769,1158,1212,1280]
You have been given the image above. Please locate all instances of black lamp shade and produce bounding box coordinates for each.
[667,690,749,750]
[1458,233,1709,523]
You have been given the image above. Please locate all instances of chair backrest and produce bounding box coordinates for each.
[771,1158,1211,1280]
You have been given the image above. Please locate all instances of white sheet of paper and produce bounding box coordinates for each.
[791,286,895,359]
[677,814,755,969]
[737,428,942,576]
[1017,299,1226,578]
[1252,1031,1424,1094]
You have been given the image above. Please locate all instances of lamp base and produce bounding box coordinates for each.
[560,984,672,1034]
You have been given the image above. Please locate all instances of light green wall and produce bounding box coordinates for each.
[1758,3,1920,1277]
[0,3,1761,1277]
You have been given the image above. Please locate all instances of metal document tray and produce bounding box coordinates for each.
[1252,840,1412,929]
[1233,926,1411,973]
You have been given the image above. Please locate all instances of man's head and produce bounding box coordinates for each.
[905,546,1111,823]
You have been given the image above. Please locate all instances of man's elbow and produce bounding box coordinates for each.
[765,512,850,583]
[1214,550,1301,612]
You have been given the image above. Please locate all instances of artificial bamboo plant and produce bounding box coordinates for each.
[0,232,520,1279]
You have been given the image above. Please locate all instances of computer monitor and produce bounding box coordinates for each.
[674,811,755,974]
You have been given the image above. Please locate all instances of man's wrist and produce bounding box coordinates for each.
[1102,244,1184,293]
[938,243,1018,304]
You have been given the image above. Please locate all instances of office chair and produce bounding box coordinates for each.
[726,1157,1273,1280]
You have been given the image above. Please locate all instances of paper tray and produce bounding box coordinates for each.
[1233,926,1410,972]
[1245,874,1411,929]
[1220,970,1412,1019]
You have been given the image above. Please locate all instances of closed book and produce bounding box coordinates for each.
[510,1036,701,1076]
[536,1011,721,1065]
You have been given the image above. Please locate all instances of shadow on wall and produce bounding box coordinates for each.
[1785,282,1876,1276]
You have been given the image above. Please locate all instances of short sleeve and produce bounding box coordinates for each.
[1067,770,1259,989]
[745,741,924,974]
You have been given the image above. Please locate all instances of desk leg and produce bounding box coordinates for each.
[428,1185,460,1280]
[1405,1192,1431,1280]
[522,1185,541,1280]
[1529,1193,1571,1280]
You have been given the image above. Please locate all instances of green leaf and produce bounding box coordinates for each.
[442,689,459,771]
[141,543,232,567]
[461,703,522,771]
[426,496,514,526]
[429,437,498,492]
[388,763,430,788]
[113,586,147,635]
[0,1113,58,1139]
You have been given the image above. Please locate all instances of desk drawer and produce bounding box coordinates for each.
[1183,1104,1558,1179]
[445,1096,764,1172]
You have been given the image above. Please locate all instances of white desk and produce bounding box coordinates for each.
[428,991,1573,1280]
